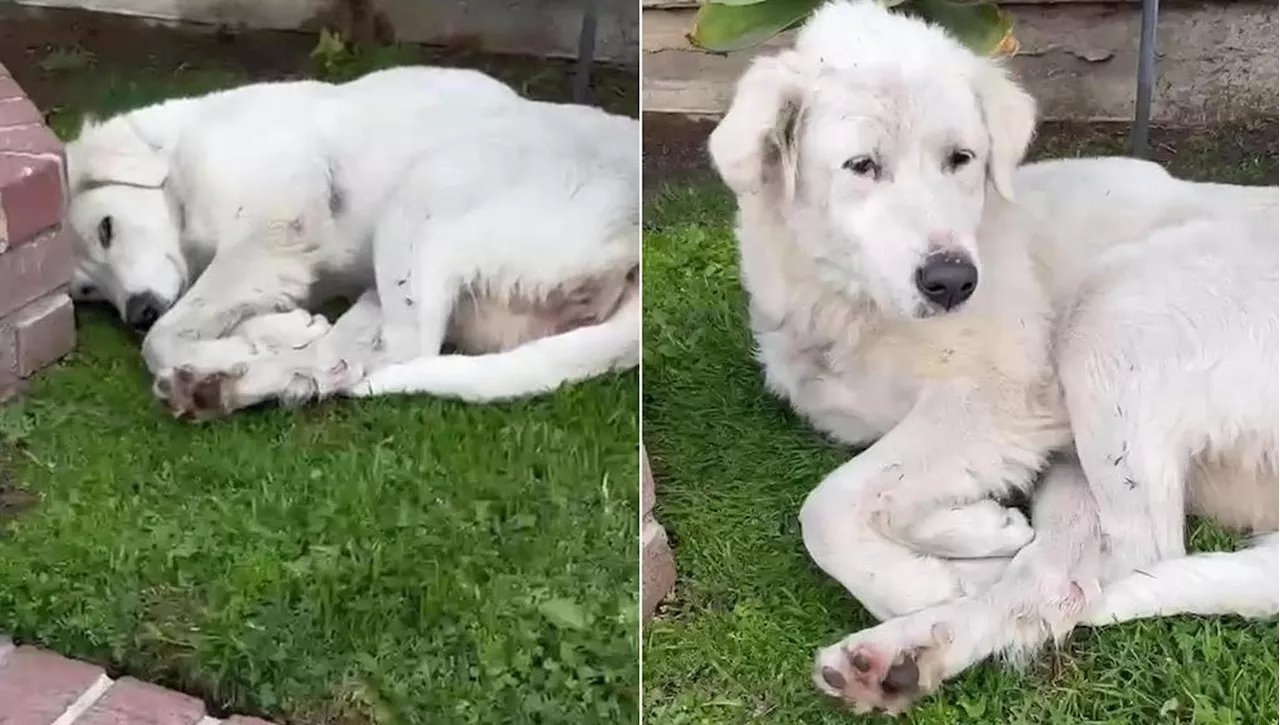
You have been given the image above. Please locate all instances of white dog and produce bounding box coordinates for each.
[65,66,639,418]
[709,0,1277,714]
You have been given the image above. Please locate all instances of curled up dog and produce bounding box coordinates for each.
[709,0,1278,714]
[64,66,640,420]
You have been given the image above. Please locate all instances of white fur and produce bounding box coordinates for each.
[64,66,640,416]
[710,0,1278,713]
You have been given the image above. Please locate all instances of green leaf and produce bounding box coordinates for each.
[538,598,589,630]
[898,0,1017,56]
[690,0,824,53]
[689,0,1016,56]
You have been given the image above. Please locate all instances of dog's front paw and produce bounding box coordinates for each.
[814,622,952,715]
[236,310,331,352]
[154,364,246,422]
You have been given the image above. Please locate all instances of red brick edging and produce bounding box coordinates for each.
[0,636,277,725]
[0,61,77,402]
[641,445,676,619]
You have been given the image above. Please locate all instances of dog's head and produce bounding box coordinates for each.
[709,0,1036,319]
[65,113,186,333]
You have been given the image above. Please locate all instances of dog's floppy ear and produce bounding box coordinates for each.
[973,61,1036,201]
[708,50,808,197]
[66,114,169,194]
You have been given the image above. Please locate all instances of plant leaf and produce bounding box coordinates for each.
[538,598,589,630]
[898,0,1017,56]
[689,0,824,53]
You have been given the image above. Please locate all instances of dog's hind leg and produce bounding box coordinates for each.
[812,457,1104,715]
[346,287,640,402]
[370,201,441,365]
[1084,532,1279,624]
[1054,275,1192,581]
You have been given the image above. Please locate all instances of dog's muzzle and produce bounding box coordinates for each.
[915,253,978,312]
[124,292,166,333]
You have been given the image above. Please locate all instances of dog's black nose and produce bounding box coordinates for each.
[124,293,165,332]
[915,254,978,311]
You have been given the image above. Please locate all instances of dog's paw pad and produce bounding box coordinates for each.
[161,366,237,422]
[815,626,951,716]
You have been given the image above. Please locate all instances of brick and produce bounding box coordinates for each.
[641,447,676,619]
[79,677,206,725]
[0,227,75,318]
[0,98,41,129]
[13,292,75,377]
[643,516,677,620]
[0,77,24,104]
[0,325,16,389]
[0,154,63,248]
[0,125,61,156]
[0,645,105,725]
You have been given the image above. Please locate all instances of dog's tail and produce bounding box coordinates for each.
[347,293,639,402]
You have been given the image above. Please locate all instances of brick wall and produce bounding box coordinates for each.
[0,62,76,402]
[642,445,676,619]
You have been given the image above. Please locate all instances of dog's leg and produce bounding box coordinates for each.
[813,458,1102,715]
[1084,532,1279,624]
[162,290,384,419]
[802,461,1017,622]
[1057,296,1195,580]
[345,289,640,402]
[840,384,1063,560]
[142,250,315,371]
[370,202,460,364]
[234,309,332,352]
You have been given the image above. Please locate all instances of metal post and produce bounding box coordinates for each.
[573,0,600,104]
[1130,0,1160,157]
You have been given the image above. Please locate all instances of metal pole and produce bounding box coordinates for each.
[573,0,600,104]
[1130,0,1160,157]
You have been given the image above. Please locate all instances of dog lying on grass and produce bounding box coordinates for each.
[66,65,639,419]
[709,0,1277,713]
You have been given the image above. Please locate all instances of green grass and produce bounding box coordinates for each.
[0,44,638,725]
[642,124,1280,725]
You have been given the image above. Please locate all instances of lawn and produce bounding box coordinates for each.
[0,23,639,725]
[642,123,1280,725]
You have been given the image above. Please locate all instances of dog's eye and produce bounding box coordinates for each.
[843,155,880,179]
[97,216,114,249]
[945,149,975,172]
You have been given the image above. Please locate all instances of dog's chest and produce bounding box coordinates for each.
[751,290,1028,445]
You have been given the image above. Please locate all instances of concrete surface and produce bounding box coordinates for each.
[13,0,640,64]
[643,1,1278,123]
